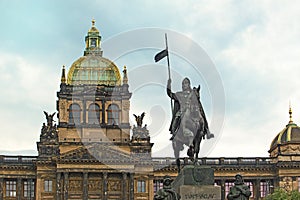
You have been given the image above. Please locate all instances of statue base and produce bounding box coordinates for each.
[172,165,221,200]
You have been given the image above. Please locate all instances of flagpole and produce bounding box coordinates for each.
[165,33,171,80]
[165,33,174,115]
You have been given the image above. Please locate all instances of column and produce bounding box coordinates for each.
[220,179,225,200]
[102,100,105,124]
[28,179,34,200]
[56,173,61,200]
[17,178,22,200]
[122,173,127,200]
[64,172,69,200]
[83,172,88,200]
[103,172,108,200]
[129,173,134,200]
[121,100,130,124]
[0,178,3,200]
[254,179,261,200]
[83,100,87,124]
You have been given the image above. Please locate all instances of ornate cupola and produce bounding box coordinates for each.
[56,20,132,155]
[269,105,300,159]
[84,19,103,56]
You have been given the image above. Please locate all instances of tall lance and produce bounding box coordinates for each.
[154,33,173,114]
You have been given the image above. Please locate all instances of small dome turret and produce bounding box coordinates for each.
[269,105,300,156]
[66,20,121,86]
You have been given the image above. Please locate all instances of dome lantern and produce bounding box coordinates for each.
[84,19,103,56]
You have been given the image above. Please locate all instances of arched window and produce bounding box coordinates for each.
[107,104,119,125]
[69,104,81,124]
[88,103,100,124]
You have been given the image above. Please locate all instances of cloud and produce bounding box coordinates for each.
[0,52,59,151]
[206,1,300,156]
[0,0,300,158]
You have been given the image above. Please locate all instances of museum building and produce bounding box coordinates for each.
[1,21,300,200]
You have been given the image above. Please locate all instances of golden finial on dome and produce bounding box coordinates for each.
[61,65,66,84]
[289,101,293,124]
[88,18,99,34]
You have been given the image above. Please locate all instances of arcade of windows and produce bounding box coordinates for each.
[223,180,271,198]
[153,179,273,198]
[68,103,120,125]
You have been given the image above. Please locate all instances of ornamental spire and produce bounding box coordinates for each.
[61,65,66,84]
[289,101,293,124]
[123,66,128,84]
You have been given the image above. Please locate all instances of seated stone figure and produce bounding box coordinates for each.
[227,174,251,200]
[154,175,180,200]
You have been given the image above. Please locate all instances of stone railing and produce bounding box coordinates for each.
[152,157,272,168]
[0,155,37,164]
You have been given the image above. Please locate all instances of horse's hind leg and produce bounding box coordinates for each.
[172,141,181,173]
[194,139,199,159]
[176,158,181,173]
[193,138,201,164]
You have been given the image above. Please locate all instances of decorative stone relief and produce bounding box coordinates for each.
[122,101,130,111]
[88,180,102,191]
[108,180,121,191]
[283,177,292,192]
[59,100,67,122]
[69,180,82,191]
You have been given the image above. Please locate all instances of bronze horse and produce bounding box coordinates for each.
[171,86,213,172]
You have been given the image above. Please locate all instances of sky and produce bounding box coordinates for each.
[0,0,300,158]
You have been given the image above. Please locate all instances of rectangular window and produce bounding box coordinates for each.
[226,181,254,198]
[5,180,16,197]
[244,181,254,198]
[225,182,235,197]
[44,180,52,192]
[24,180,35,198]
[137,180,146,193]
[260,181,268,197]
[153,179,163,193]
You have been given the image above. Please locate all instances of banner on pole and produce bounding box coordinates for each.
[154,49,168,62]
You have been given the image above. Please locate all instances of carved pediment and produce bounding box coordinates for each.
[59,144,134,163]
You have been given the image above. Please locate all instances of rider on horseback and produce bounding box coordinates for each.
[167,78,213,158]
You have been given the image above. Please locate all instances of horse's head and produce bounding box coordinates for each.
[193,85,200,99]
[188,86,201,115]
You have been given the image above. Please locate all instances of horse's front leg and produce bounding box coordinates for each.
[172,141,181,173]
[193,134,202,165]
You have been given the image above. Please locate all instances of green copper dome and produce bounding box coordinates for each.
[66,20,121,86]
[67,56,121,86]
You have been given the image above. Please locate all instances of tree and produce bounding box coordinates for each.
[265,188,300,200]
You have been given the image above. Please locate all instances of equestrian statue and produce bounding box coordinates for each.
[167,78,214,172]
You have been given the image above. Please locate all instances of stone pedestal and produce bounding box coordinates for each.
[172,165,221,200]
